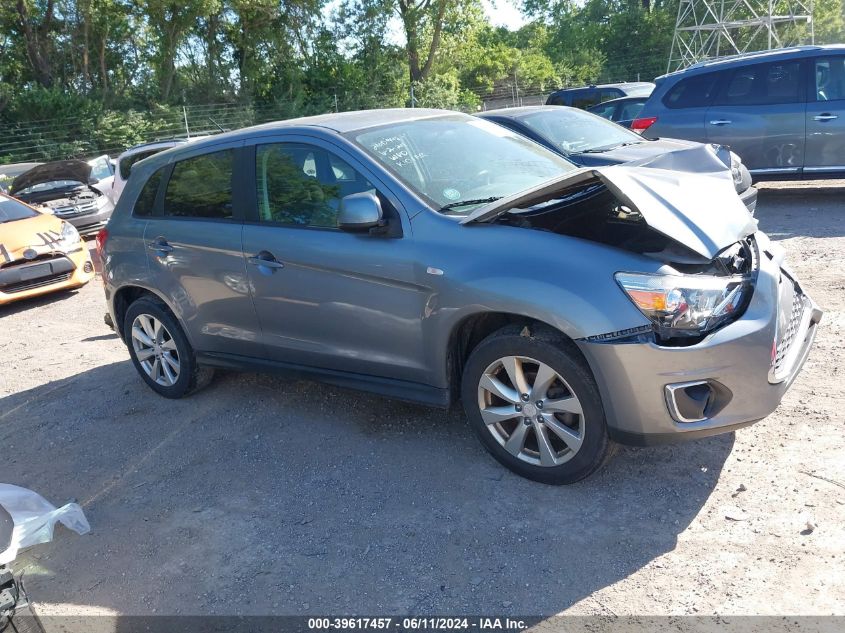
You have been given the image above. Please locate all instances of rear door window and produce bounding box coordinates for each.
[814,56,845,101]
[163,150,234,220]
[715,61,803,106]
[663,72,722,108]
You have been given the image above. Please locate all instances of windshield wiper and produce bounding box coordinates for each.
[581,140,643,154]
[440,196,503,212]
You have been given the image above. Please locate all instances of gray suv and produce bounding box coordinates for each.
[634,45,845,179]
[99,109,821,484]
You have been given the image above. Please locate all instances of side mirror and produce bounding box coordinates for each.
[338,192,383,231]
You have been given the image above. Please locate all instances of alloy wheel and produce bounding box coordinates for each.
[131,314,180,387]
[476,355,585,467]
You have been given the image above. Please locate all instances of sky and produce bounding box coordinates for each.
[324,0,527,47]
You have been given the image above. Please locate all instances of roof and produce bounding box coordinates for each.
[658,44,845,80]
[549,82,655,94]
[181,108,457,154]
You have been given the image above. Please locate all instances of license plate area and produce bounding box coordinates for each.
[20,262,51,280]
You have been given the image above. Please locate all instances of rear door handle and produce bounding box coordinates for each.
[709,119,732,126]
[814,113,838,122]
[248,251,285,271]
[147,238,173,255]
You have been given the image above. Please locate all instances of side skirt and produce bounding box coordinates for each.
[196,351,452,409]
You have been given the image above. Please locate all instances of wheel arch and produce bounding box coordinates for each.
[112,284,182,342]
[445,311,591,404]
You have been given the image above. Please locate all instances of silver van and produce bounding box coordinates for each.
[634,45,845,179]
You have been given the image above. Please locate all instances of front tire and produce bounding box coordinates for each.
[123,296,213,398]
[461,327,611,484]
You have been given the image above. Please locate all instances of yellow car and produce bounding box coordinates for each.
[0,192,94,306]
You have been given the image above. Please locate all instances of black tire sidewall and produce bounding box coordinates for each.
[461,333,609,485]
[124,298,197,399]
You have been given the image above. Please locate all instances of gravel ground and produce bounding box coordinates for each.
[1,181,843,620]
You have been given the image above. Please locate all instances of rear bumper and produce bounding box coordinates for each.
[577,233,822,445]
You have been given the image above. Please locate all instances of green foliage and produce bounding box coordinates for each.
[0,0,842,163]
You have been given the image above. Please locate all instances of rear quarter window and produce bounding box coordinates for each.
[132,167,165,217]
[662,72,722,108]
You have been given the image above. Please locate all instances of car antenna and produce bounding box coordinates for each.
[208,117,227,133]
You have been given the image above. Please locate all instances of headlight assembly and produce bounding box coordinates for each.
[57,221,81,251]
[615,272,752,339]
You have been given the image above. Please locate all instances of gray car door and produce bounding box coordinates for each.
[241,136,433,385]
[145,143,265,358]
[805,54,845,174]
[705,59,806,174]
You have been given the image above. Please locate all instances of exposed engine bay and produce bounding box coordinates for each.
[24,185,103,217]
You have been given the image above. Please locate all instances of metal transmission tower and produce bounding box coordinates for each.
[668,0,814,72]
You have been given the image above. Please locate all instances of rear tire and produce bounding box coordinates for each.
[123,296,213,399]
[461,326,611,484]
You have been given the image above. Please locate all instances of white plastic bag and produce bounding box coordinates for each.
[0,484,90,565]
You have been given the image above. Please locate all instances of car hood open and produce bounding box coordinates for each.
[9,160,94,194]
[460,164,757,260]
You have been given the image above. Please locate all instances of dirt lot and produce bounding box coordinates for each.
[1,182,843,620]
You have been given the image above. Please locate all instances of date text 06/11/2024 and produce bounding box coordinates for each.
[307,618,530,631]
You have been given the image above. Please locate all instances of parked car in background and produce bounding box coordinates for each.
[0,192,94,305]
[634,45,845,179]
[0,163,43,193]
[588,96,649,128]
[100,108,820,485]
[8,159,115,236]
[478,106,756,213]
[546,82,654,109]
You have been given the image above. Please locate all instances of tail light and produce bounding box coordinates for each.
[631,116,657,135]
[95,227,109,262]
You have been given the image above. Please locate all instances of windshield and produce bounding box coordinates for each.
[0,196,39,223]
[351,115,576,215]
[519,109,642,153]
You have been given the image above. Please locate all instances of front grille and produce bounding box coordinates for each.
[0,252,64,269]
[53,199,99,217]
[774,289,805,373]
[1,271,72,294]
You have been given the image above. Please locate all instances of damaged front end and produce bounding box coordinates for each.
[462,165,761,345]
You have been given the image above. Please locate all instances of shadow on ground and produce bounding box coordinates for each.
[3,361,733,617]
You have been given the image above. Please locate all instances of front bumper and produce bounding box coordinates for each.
[577,232,822,445]
[0,246,94,306]
[739,185,758,215]
[56,200,114,237]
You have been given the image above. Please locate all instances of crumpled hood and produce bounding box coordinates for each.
[460,164,757,260]
[10,160,94,194]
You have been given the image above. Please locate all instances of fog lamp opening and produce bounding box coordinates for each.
[665,380,732,423]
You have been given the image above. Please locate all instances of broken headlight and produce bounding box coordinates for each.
[57,221,81,251]
[615,272,751,339]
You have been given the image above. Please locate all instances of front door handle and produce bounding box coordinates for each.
[147,238,173,255]
[814,113,838,122]
[248,251,285,271]
[709,119,732,126]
